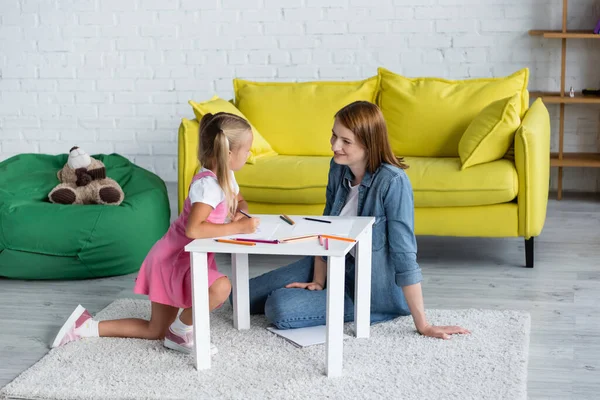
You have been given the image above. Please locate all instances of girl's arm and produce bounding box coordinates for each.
[185,202,257,239]
[232,193,249,221]
[236,193,249,213]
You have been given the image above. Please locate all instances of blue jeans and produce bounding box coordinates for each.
[248,256,392,330]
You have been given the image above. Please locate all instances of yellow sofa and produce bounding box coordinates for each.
[178,68,550,268]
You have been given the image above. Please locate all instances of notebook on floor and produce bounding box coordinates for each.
[266,325,351,348]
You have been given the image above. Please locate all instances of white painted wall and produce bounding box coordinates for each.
[1,0,599,190]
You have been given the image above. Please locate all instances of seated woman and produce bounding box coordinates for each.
[248,101,469,339]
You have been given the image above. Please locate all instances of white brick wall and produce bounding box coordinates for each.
[1,0,599,191]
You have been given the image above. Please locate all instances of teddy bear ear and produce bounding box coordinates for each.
[69,146,79,152]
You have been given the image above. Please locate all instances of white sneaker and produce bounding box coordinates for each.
[163,327,218,355]
[51,305,93,348]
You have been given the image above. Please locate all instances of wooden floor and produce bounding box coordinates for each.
[1,184,599,400]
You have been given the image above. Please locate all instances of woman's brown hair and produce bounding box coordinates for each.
[334,100,407,173]
[198,112,252,218]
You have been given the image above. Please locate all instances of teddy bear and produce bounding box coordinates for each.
[48,146,125,206]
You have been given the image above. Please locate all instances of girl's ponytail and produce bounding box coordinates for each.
[214,130,237,217]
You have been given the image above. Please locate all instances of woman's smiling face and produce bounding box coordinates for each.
[330,118,366,168]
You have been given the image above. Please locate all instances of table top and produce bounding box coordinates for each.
[184,215,375,256]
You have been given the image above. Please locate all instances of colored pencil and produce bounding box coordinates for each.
[324,238,329,250]
[320,234,356,243]
[233,238,279,244]
[303,217,331,224]
[239,210,252,218]
[280,234,318,243]
[214,239,256,246]
[318,235,323,246]
[281,214,295,225]
[280,215,294,226]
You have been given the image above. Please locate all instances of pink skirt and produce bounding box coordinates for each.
[133,239,226,309]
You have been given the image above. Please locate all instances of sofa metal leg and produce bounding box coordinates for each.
[525,238,534,268]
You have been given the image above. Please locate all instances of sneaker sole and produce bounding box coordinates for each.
[164,338,218,355]
[51,304,85,348]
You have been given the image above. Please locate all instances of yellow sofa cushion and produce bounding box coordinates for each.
[189,96,276,164]
[459,93,521,170]
[233,77,378,156]
[377,67,529,157]
[406,157,518,207]
[234,155,518,208]
[234,155,331,204]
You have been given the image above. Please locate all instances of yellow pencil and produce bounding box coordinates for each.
[281,214,295,225]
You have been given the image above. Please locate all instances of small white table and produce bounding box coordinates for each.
[184,214,375,377]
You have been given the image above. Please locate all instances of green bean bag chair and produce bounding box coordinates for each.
[0,153,170,280]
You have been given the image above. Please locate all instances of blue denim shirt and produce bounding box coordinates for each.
[323,158,422,319]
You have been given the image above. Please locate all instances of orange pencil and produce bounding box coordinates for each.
[214,239,256,246]
[320,234,356,243]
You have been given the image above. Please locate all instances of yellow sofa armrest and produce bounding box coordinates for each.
[177,118,201,215]
[515,98,551,238]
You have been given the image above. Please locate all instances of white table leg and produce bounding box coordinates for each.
[231,253,250,330]
[326,255,345,377]
[190,251,211,371]
[354,228,372,338]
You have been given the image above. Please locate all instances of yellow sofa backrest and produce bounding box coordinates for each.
[233,77,378,156]
[177,118,201,212]
[377,67,529,157]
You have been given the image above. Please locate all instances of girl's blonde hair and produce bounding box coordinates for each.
[198,112,252,218]
[334,101,408,173]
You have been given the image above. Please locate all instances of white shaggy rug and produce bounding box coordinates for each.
[0,299,530,400]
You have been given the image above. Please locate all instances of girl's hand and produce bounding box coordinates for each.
[235,217,260,234]
[418,324,471,340]
[232,211,246,222]
[285,282,324,291]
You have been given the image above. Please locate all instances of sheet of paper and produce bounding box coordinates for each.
[266,325,351,348]
[225,222,280,240]
[290,218,354,237]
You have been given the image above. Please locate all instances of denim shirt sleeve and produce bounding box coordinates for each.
[384,173,423,287]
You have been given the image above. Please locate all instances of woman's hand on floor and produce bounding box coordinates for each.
[285,282,324,291]
[418,324,471,340]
